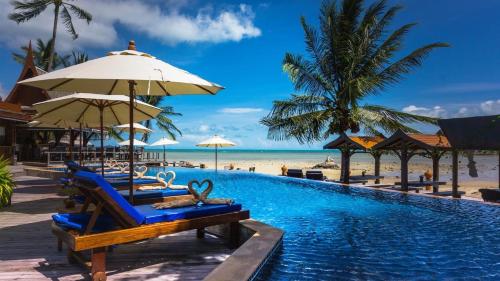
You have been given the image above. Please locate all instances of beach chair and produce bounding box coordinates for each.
[52,171,249,281]
[286,169,304,178]
[305,170,326,181]
[478,189,500,203]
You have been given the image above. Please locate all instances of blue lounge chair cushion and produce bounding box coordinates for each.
[60,177,71,185]
[52,213,116,232]
[74,171,242,226]
[74,171,146,225]
[107,178,159,187]
[118,188,189,200]
[134,203,242,224]
[103,173,130,179]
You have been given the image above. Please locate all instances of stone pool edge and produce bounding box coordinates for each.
[204,219,284,281]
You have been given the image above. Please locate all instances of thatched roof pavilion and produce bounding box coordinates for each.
[324,134,385,183]
[438,115,500,196]
[373,129,451,192]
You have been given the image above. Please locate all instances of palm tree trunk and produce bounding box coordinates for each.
[47,3,60,71]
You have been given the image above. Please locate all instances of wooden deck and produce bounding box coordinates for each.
[0,176,233,280]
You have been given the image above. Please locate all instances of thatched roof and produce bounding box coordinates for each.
[324,134,384,150]
[373,129,451,151]
[438,115,500,150]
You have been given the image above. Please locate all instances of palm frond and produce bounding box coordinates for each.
[65,2,92,23]
[8,0,50,23]
[60,5,78,39]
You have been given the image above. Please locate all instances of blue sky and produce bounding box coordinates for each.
[0,0,499,149]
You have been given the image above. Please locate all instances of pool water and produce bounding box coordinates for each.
[146,167,500,280]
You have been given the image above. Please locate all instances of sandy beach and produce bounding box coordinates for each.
[167,152,499,199]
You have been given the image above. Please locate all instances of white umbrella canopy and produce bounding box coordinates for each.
[196,135,236,148]
[118,139,148,146]
[196,135,236,171]
[33,93,161,126]
[114,123,152,133]
[18,41,223,96]
[18,40,224,203]
[32,93,161,175]
[150,137,179,163]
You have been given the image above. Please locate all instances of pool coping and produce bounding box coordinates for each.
[24,166,66,180]
[204,219,284,281]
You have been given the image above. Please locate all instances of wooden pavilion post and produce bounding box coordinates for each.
[431,150,442,192]
[451,149,459,198]
[341,148,351,184]
[498,151,499,189]
[401,144,409,191]
[69,129,75,160]
[372,151,382,184]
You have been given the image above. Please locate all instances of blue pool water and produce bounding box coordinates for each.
[146,167,499,280]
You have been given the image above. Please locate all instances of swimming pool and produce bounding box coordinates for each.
[147,167,500,280]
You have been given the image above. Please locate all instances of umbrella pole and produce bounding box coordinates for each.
[69,128,73,161]
[100,107,104,177]
[163,145,166,164]
[128,81,136,204]
[79,123,83,165]
[215,146,218,172]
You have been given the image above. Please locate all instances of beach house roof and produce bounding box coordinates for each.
[438,115,500,150]
[5,41,50,107]
[323,134,384,151]
[373,129,451,151]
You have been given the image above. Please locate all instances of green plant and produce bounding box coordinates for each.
[0,156,15,208]
[261,0,449,143]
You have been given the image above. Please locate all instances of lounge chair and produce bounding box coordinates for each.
[478,189,500,203]
[286,169,303,178]
[305,170,326,181]
[53,171,249,281]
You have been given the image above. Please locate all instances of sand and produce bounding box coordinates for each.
[197,154,499,199]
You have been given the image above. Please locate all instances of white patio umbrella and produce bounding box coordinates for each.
[33,93,161,175]
[118,139,148,146]
[196,135,236,171]
[114,123,152,133]
[149,137,179,163]
[19,40,224,203]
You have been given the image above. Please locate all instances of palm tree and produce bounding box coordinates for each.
[9,0,92,71]
[12,38,70,71]
[69,51,88,65]
[261,0,449,144]
[136,96,182,143]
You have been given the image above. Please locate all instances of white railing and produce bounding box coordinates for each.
[41,150,164,165]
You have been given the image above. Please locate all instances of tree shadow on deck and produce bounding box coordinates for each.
[1,197,63,215]
[0,219,88,280]
[15,178,59,187]
[1,219,231,280]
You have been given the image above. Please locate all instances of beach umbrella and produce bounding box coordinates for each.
[149,137,179,163]
[118,139,148,146]
[33,93,161,175]
[196,135,236,171]
[114,123,152,133]
[19,40,223,203]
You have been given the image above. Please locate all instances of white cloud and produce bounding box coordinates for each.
[403,99,500,119]
[218,107,264,114]
[427,82,500,94]
[0,0,261,51]
[479,99,500,115]
[199,124,210,132]
[402,105,447,118]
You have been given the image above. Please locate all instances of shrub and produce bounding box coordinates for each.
[0,156,15,207]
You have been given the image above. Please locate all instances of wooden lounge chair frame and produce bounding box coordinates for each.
[53,177,249,281]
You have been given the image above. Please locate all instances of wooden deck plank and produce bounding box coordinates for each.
[0,176,234,280]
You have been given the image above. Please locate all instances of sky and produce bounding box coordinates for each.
[0,0,499,149]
